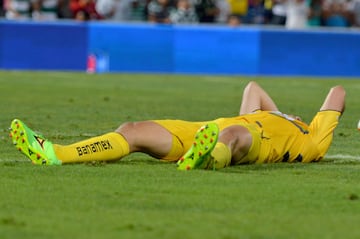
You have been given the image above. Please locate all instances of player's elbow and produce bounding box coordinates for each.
[331,85,346,99]
[245,81,259,88]
[330,85,346,114]
[244,81,260,93]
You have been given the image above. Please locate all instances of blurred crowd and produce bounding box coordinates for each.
[0,0,359,28]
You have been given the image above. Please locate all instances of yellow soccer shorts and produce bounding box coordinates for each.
[152,119,207,161]
[152,118,262,163]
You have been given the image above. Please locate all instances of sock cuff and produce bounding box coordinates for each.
[211,142,232,169]
[106,132,130,156]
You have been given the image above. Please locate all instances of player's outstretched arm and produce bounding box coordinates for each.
[239,81,279,115]
[320,85,346,114]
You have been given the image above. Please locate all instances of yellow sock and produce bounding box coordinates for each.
[211,142,232,169]
[53,132,130,164]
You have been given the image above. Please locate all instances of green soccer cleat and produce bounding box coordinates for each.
[9,119,62,165]
[177,123,219,170]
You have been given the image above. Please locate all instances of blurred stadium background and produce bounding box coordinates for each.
[1,0,360,77]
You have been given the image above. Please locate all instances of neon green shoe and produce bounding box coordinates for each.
[9,119,62,165]
[177,123,219,170]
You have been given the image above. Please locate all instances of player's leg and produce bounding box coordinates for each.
[55,121,175,164]
[10,119,174,165]
[239,81,279,115]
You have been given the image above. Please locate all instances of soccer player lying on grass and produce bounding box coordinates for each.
[9,81,345,170]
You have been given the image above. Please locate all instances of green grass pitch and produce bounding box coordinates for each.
[0,71,359,239]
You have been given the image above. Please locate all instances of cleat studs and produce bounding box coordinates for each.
[179,157,184,162]
[212,132,216,136]
[186,165,191,170]
[22,138,25,143]
[210,138,214,143]
[200,140,204,145]
[36,154,41,160]
[199,152,202,156]
[18,147,22,152]
[13,141,17,145]
[13,130,17,134]
[42,160,47,165]
[193,142,197,146]
[203,134,208,139]
[20,131,24,136]
[9,133,12,138]
[16,124,19,129]
[205,146,209,150]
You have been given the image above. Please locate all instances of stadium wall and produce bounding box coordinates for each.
[1,21,360,77]
[0,21,88,71]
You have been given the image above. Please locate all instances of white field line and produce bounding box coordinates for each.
[325,154,360,163]
[326,154,360,160]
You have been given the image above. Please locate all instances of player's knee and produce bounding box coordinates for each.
[331,85,346,97]
[115,121,152,142]
[219,126,243,146]
[114,122,141,149]
[219,125,252,155]
[218,127,234,143]
[115,121,134,134]
[115,122,138,142]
